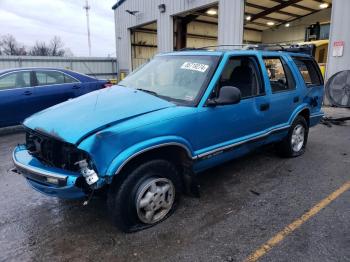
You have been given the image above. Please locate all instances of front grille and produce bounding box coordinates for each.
[26,129,90,172]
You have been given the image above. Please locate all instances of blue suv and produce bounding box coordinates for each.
[13,48,324,232]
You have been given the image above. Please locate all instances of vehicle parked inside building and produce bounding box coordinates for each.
[0,68,109,128]
[12,47,324,232]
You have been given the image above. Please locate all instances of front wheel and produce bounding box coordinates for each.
[107,159,181,232]
[276,115,309,157]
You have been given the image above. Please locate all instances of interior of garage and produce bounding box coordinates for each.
[244,0,332,75]
[171,0,332,64]
[130,21,157,70]
[129,1,332,72]
[173,5,218,50]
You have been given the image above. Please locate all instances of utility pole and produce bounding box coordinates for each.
[83,0,92,56]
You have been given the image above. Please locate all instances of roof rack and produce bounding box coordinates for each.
[180,43,314,55]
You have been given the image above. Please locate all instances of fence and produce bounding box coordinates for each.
[0,56,118,80]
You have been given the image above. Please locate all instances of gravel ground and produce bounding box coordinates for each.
[0,108,349,262]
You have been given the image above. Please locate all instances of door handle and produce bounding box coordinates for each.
[260,103,270,111]
[72,85,81,89]
[293,96,300,103]
[23,90,32,96]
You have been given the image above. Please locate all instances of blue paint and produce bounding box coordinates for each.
[12,50,324,199]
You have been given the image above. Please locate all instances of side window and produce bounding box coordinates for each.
[292,57,322,87]
[35,71,65,86]
[263,57,295,93]
[0,71,31,90]
[218,56,264,99]
[64,74,79,83]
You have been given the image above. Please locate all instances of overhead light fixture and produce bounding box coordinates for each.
[285,23,290,27]
[319,3,329,9]
[267,21,275,26]
[246,15,252,21]
[206,9,217,16]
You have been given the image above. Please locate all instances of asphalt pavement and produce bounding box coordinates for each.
[0,109,349,262]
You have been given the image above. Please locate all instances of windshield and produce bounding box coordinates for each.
[119,55,220,105]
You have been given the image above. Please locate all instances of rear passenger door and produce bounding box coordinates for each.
[262,56,298,127]
[33,70,80,112]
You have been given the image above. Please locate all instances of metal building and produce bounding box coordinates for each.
[113,0,349,81]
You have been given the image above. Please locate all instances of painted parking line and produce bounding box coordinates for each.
[244,181,350,262]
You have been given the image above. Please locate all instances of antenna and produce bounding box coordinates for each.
[83,0,92,56]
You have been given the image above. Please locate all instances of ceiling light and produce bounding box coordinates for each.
[267,21,275,26]
[206,9,217,15]
[319,3,329,9]
[246,15,251,21]
[285,23,290,27]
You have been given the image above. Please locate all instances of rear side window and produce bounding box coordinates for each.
[36,71,65,86]
[64,74,79,83]
[292,57,322,86]
[0,71,31,90]
[263,57,295,93]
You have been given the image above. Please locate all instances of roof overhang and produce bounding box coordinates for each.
[112,0,126,10]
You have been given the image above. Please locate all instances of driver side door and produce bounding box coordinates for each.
[193,55,271,166]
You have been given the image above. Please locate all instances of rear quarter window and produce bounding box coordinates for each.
[292,57,323,87]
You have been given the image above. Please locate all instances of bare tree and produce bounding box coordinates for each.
[49,36,65,56]
[0,34,72,57]
[29,41,51,56]
[30,36,67,56]
[0,34,27,55]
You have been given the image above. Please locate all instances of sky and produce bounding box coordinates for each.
[0,0,117,57]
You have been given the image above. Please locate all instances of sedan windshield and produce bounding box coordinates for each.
[119,55,220,105]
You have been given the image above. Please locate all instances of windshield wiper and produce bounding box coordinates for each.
[136,88,159,97]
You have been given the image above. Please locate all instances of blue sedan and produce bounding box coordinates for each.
[0,68,110,128]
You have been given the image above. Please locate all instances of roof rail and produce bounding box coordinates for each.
[179,43,314,55]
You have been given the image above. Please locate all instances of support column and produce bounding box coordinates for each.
[218,0,245,47]
[157,14,174,53]
[326,0,350,80]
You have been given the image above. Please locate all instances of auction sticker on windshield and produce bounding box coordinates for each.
[181,62,209,73]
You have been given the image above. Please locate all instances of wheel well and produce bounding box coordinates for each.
[298,109,310,126]
[110,145,193,190]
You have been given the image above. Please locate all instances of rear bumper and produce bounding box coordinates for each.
[12,145,87,199]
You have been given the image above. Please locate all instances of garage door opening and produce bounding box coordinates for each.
[244,0,332,75]
[173,5,218,50]
[130,21,157,70]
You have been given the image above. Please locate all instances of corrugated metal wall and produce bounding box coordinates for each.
[0,56,118,80]
[114,0,244,73]
[326,0,350,80]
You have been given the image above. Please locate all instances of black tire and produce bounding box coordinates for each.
[276,115,309,157]
[107,159,181,233]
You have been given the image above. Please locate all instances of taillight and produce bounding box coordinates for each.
[103,81,113,88]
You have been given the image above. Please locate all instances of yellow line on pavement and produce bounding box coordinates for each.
[244,181,350,262]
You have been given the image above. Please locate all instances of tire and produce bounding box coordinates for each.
[276,115,309,157]
[107,159,181,233]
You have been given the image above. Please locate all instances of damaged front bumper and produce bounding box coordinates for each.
[12,145,104,199]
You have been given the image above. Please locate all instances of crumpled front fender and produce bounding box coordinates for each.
[105,136,195,177]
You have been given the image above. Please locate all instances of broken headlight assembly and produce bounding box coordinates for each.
[75,159,99,185]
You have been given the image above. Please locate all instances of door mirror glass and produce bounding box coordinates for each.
[207,86,241,106]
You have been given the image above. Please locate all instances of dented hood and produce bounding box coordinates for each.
[24,86,175,144]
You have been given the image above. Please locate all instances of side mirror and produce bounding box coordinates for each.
[207,86,241,106]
